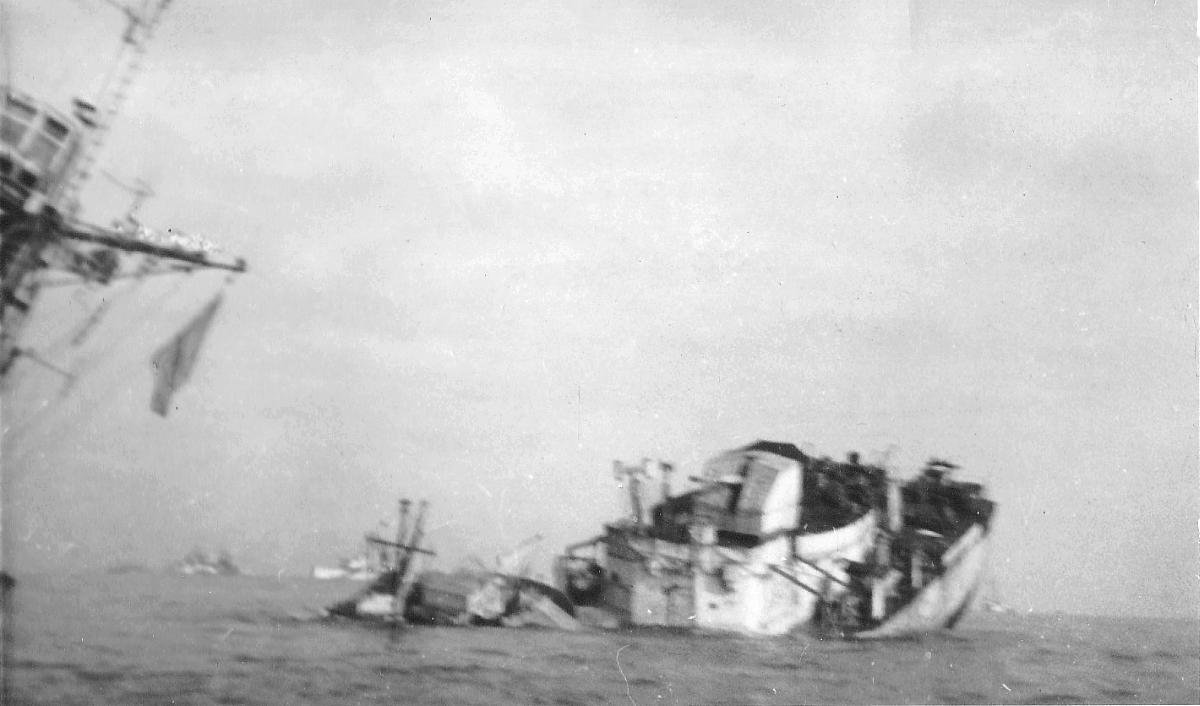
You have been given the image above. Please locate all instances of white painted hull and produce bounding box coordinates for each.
[563,444,996,640]
[854,524,989,639]
[599,512,879,636]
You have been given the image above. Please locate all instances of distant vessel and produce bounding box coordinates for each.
[312,557,379,582]
[175,548,239,577]
[105,561,150,575]
[555,441,995,639]
[312,532,390,581]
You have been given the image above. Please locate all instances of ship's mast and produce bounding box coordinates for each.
[55,0,174,215]
[1,6,245,681]
[0,0,244,384]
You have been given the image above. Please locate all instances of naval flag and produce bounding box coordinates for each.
[149,294,223,416]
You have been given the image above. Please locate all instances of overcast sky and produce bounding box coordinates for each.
[2,0,1196,619]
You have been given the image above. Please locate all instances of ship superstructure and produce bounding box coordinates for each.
[557,441,994,638]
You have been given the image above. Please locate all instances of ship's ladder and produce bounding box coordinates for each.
[56,0,173,214]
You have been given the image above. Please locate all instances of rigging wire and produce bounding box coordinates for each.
[12,251,164,384]
[37,264,195,288]
[0,0,11,91]
[38,274,141,355]
[60,254,166,349]
[33,271,186,385]
[87,0,149,116]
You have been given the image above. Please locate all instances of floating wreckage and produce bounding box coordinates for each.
[557,441,995,638]
[326,500,579,630]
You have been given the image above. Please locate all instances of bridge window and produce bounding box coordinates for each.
[1,96,36,147]
[43,117,70,142]
[25,130,63,172]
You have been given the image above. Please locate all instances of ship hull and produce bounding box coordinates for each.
[561,442,996,640]
[571,512,879,637]
[853,523,989,639]
[328,570,580,630]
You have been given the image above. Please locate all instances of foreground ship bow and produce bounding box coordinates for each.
[557,441,995,639]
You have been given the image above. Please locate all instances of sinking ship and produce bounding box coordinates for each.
[327,443,995,639]
[325,501,580,630]
[556,441,995,639]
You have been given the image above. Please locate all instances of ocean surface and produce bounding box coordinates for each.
[2,571,1196,705]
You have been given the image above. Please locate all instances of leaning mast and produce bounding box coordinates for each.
[0,0,246,383]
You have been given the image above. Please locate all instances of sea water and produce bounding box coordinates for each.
[4,571,1197,705]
